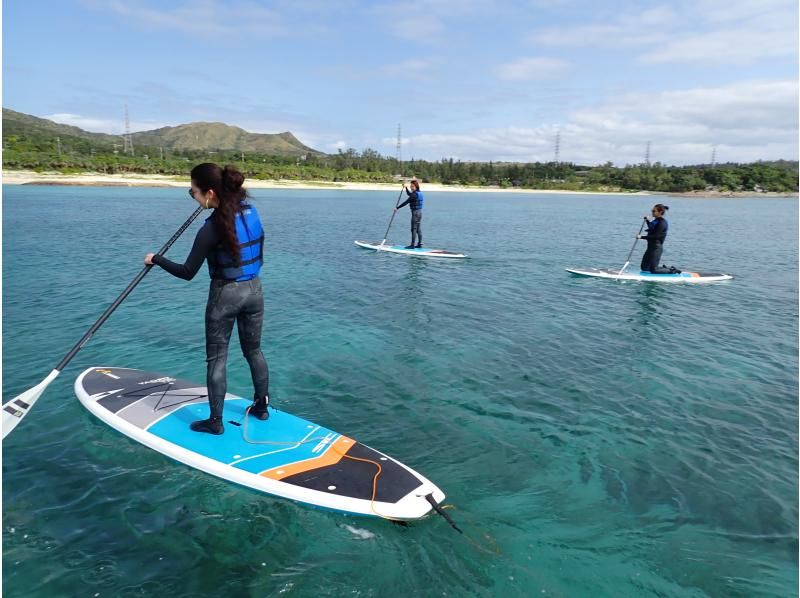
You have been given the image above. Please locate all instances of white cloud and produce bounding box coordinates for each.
[496,57,570,80]
[640,28,797,65]
[527,0,797,66]
[44,113,170,134]
[397,79,799,164]
[370,0,495,41]
[84,0,286,38]
[528,6,676,47]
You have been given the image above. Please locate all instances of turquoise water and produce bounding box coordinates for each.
[3,185,797,597]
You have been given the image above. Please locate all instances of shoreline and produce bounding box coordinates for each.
[1,170,796,197]
[0,170,644,195]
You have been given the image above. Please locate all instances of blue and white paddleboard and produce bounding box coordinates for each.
[75,367,445,520]
[355,240,467,258]
[566,267,733,283]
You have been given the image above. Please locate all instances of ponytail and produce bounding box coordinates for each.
[190,163,249,263]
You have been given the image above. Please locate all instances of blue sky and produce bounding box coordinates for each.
[3,0,798,165]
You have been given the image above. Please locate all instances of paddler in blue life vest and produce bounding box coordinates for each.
[637,203,681,274]
[144,163,271,435]
[394,178,424,249]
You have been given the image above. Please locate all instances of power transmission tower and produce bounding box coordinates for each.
[645,141,651,166]
[396,124,402,163]
[711,145,717,167]
[56,137,62,156]
[553,130,561,163]
[123,104,134,156]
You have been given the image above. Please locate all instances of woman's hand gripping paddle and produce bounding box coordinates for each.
[2,206,204,440]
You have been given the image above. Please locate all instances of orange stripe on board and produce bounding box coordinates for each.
[691,272,700,277]
[260,435,355,480]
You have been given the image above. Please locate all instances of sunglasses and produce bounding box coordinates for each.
[188,188,196,198]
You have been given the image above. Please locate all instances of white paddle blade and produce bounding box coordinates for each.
[2,369,60,439]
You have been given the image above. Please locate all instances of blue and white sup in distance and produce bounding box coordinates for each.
[566,267,733,283]
[355,240,467,258]
[75,367,445,520]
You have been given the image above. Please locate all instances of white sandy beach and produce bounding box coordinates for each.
[4,170,793,197]
[1,169,647,195]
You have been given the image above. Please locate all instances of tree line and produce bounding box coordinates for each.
[3,132,797,193]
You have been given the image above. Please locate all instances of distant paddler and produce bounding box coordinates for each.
[394,179,424,249]
[637,203,680,274]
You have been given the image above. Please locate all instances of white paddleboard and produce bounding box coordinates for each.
[566,267,733,283]
[75,367,445,520]
[355,240,467,259]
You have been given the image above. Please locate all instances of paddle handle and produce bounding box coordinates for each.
[620,219,647,274]
[54,206,204,371]
[380,186,406,246]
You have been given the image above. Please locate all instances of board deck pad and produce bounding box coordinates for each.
[565,267,733,283]
[354,240,467,258]
[75,367,444,519]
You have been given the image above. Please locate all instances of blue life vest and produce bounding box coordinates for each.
[207,204,264,281]
[415,190,424,209]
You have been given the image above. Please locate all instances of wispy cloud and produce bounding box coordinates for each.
[324,58,440,81]
[528,7,676,47]
[398,79,799,164]
[640,28,797,65]
[83,0,287,38]
[370,0,495,41]
[496,57,570,80]
[44,112,170,134]
[527,1,797,66]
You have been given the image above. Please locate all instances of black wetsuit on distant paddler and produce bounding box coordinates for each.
[639,206,677,274]
[397,181,424,248]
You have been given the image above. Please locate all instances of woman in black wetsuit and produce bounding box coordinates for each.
[144,163,270,435]
[637,203,679,274]
[394,179,424,249]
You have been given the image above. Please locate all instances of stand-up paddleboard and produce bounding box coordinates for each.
[75,367,445,520]
[566,267,733,283]
[354,240,467,259]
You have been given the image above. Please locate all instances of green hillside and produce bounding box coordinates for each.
[2,108,321,156]
[133,122,320,155]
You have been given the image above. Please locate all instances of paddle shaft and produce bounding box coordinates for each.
[380,186,406,246]
[54,206,204,371]
[620,219,647,274]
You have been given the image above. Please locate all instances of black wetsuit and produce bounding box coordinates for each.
[397,188,422,247]
[152,214,269,419]
[639,217,672,274]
